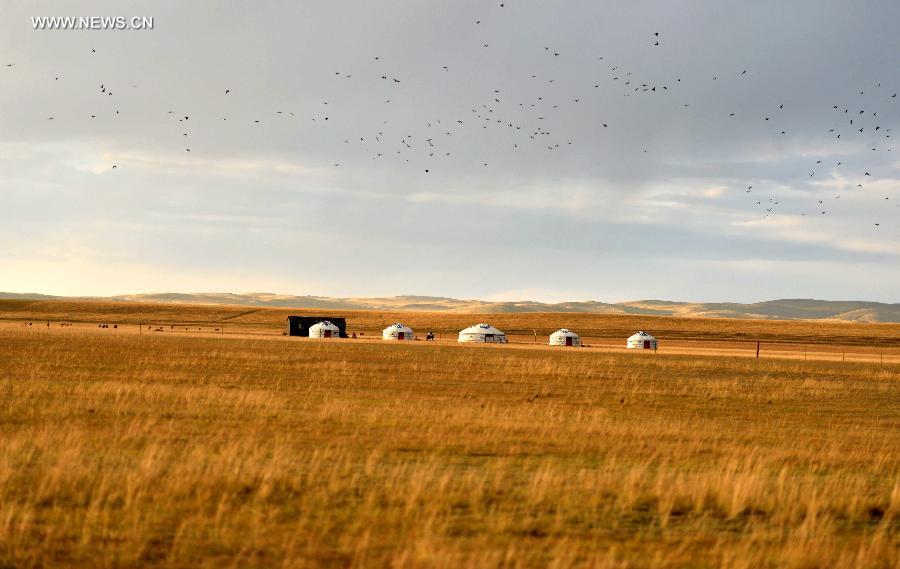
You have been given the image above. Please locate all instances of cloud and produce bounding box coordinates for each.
[734,215,900,256]
[1,1,898,301]
[0,255,298,298]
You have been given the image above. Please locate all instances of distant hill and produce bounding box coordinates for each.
[2,292,899,322]
[620,299,900,322]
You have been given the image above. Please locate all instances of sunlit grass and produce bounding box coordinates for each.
[0,304,898,567]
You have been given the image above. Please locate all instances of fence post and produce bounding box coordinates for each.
[756,340,760,358]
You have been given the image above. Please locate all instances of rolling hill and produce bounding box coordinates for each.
[2,292,900,322]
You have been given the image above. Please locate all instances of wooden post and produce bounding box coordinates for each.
[756,340,760,358]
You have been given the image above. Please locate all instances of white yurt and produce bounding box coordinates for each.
[626,330,657,350]
[309,320,341,339]
[549,328,581,347]
[458,323,508,344]
[383,323,415,341]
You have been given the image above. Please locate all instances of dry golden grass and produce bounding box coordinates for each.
[3,299,899,366]
[0,302,898,567]
[4,299,900,346]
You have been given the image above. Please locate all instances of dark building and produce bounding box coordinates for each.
[286,316,348,338]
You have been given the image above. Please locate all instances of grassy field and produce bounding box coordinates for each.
[0,301,898,567]
[2,299,899,364]
[4,299,900,345]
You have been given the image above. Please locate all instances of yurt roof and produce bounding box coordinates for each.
[460,323,505,335]
[311,320,340,330]
[384,323,413,332]
[551,328,579,337]
[628,330,656,340]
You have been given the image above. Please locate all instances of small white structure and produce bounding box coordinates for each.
[309,320,341,339]
[627,331,657,350]
[458,323,508,344]
[383,323,415,341]
[549,328,581,347]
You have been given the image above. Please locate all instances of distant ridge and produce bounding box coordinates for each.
[2,292,900,323]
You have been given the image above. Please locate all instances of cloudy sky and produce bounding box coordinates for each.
[1,0,898,302]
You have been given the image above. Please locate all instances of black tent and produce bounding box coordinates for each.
[286,316,348,338]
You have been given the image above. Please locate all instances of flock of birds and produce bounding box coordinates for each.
[4,4,898,228]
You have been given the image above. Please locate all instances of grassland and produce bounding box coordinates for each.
[4,299,900,346]
[0,301,898,567]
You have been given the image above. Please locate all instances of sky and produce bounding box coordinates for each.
[1,0,899,303]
